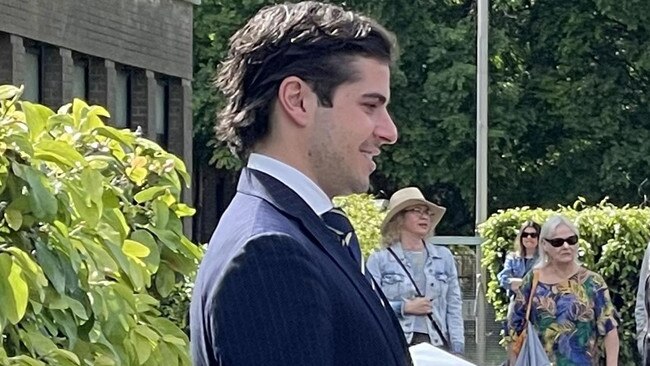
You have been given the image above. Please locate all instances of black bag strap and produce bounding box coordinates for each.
[386,246,450,349]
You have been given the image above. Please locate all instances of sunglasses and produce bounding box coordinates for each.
[544,235,579,248]
[521,232,538,239]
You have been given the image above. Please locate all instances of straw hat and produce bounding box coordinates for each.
[380,187,446,233]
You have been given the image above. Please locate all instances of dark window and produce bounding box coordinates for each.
[155,76,169,147]
[72,55,89,100]
[115,67,132,128]
[23,43,42,102]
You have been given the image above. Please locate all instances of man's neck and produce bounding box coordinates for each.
[253,147,325,194]
[247,152,333,215]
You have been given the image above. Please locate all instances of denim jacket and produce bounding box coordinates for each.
[497,252,535,297]
[366,242,464,354]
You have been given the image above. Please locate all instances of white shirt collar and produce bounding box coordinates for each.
[247,153,333,215]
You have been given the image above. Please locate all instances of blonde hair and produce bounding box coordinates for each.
[380,206,435,247]
[381,212,404,247]
[534,215,581,269]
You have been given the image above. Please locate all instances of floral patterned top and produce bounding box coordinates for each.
[509,267,617,366]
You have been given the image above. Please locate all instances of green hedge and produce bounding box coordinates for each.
[0,85,201,365]
[478,198,650,364]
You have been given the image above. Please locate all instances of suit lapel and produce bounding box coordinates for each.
[238,168,405,363]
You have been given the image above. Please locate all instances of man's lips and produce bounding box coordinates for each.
[360,149,380,159]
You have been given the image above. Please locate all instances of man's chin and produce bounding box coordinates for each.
[343,179,371,196]
[354,178,371,194]
[327,174,372,197]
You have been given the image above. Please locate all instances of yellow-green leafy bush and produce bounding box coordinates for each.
[334,193,385,258]
[479,198,650,364]
[0,85,201,365]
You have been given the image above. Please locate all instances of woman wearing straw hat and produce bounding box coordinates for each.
[366,187,464,355]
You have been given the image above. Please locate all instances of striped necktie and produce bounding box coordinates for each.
[321,207,363,269]
[321,208,382,304]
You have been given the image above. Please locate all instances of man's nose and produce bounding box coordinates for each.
[376,110,397,145]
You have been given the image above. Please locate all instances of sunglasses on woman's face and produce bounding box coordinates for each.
[544,235,579,248]
[521,232,538,239]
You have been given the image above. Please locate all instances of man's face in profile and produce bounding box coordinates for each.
[309,56,398,198]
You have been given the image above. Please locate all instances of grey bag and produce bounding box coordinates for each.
[513,270,551,366]
[514,321,552,366]
[644,274,650,366]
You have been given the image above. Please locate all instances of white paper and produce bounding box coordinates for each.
[409,343,477,366]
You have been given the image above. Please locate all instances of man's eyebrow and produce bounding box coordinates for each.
[361,93,388,104]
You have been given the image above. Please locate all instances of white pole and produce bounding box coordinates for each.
[475,0,489,364]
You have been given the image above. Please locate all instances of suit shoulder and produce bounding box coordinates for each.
[213,195,299,242]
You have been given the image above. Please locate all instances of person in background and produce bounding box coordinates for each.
[497,220,540,362]
[498,221,541,304]
[635,241,650,357]
[508,215,619,366]
[189,2,411,365]
[367,187,465,355]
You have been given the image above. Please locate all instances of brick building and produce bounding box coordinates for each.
[0,0,198,236]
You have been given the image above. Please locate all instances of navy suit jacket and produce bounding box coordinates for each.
[190,168,412,365]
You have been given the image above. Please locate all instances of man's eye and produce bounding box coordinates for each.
[363,103,378,110]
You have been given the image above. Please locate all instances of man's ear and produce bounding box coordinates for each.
[276,76,316,127]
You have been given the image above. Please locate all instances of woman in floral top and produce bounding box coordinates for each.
[508,215,619,366]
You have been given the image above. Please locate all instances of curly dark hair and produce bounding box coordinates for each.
[214,1,398,158]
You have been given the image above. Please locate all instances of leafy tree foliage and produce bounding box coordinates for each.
[193,0,650,235]
[486,0,650,210]
[0,85,200,365]
[367,0,650,230]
